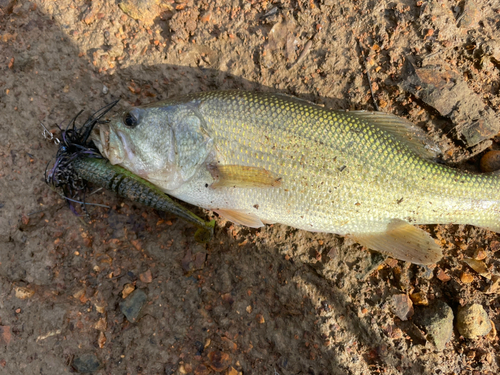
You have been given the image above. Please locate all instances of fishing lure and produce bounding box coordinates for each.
[45,101,214,243]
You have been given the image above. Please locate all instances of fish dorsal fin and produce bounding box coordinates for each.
[215,209,264,228]
[348,111,441,160]
[209,165,282,188]
[348,219,442,265]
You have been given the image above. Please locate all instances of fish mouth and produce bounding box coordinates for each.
[90,123,126,165]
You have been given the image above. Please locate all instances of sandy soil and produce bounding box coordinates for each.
[1,0,499,374]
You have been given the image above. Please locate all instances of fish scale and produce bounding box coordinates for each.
[92,90,500,264]
[190,91,497,232]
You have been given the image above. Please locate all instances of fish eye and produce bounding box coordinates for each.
[123,112,138,127]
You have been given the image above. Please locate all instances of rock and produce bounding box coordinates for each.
[409,292,429,306]
[139,269,153,283]
[484,275,500,294]
[480,39,500,63]
[0,326,12,345]
[391,294,414,321]
[473,247,487,260]
[480,151,500,173]
[97,331,106,348]
[486,320,497,340]
[94,317,107,331]
[456,304,492,339]
[120,289,147,323]
[436,268,451,282]
[121,283,135,298]
[400,60,500,147]
[463,258,491,279]
[460,272,474,284]
[14,286,35,299]
[413,300,454,351]
[118,0,162,24]
[73,353,101,373]
[490,241,500,253]
[207,350,230,372]
[192,252,207,270]
[194,364,210,375]
[457,0,480,29]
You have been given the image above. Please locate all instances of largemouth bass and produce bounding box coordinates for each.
[91,91,500,264]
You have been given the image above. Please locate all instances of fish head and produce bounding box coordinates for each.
[91,104,212,191]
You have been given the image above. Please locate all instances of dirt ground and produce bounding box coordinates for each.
[1,0,499,374]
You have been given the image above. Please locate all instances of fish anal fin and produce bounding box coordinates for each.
[348,219,442,265]
[209,164,282,188]
[348,111,441,160]
[215,209,264,228]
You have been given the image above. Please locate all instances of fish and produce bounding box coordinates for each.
[91,90,500,264]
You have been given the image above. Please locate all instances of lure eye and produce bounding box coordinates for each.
[123,112,138,127]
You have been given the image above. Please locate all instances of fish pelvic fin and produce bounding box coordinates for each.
[215,209,265,228]
[348,111,441,160]
[208,164,282,188]
[348,219,442,265]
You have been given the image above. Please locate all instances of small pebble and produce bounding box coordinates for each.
[457,0,481,29]
[409,292,429,306]
[118,0,161,24]
[14,286,35,300]
[413,300,454,351]
[192,252,207,270]
[436,269,451,282]
[480,150,500,173]
[463,258,491,279]
[139,269,152,283]
[484,275,500,294]
[73,353,101,373]
[207,351,230,372]
[486,320,497,340]
[391,294,414,321]
[120,289,147,323]
[122,283,135,299]
[456,304,492,339]
[460,272,474,284]
[97,331,106,348]
[193,364,210,375]
[94,317,107,331]
[473,248,487,260]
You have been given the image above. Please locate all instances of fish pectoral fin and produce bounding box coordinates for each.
[209,165,282,188]
[215,209,265,228]
[348,111,441,160]
[348,219,442,265]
